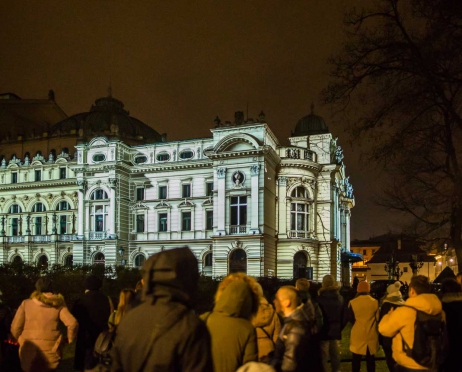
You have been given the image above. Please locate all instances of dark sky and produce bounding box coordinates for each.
[0,0,404,240]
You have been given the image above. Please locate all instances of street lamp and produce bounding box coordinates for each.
[118,247,126,265]
[384,249,403,280]
[409,254,424,276]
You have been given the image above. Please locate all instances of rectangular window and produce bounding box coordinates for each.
[182,184,191,198]
[159,213,168,232]
[11,173,17,184]
[182,212,191,231]
[136,214,145,232]
[403,267,408,273]
[59,168,66,179]
[363,249,367,256]
[59,215,67,234]
[35,170,41,182]
[136,187,145,201]
[230,196,247,225]
[206,210,213,230]
[206,182,213,197]
[95,214,104,232]
[11,218,18,236]
[35,217,42,235]
[158,186,167,200]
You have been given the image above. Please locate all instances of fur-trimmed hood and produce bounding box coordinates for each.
[441,292,462,303]
[318,285,340,295]
[30,291,66,308]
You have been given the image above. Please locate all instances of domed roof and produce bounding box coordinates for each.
[292,103,329,136]
[49,95,163,143]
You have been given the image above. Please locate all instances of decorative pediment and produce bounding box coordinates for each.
[130,201,148,210]
[8,156,21,166]
[178,199,195,208]
[155,200,171,209]
[202,198,213,206]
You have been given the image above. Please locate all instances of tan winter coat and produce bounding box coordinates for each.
[251,298,281,361]
[348,294,379,355]
[11,291,78,372]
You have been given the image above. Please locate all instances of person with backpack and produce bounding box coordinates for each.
[110,247,213,372]
[379,275,447,372]
[251,282,281,362]
[379,281,405,372]
[347,280,379,372]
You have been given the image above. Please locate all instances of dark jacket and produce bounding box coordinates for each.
[378,293,404,349]
[440,292,462,372]
[200,281,257,372]
[316,286,345,340]
[72,289,111,370]
[110,247,213,372]
[271,307,313,372]
[299,291,322,333]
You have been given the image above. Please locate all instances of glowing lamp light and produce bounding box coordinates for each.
[438,262,442,266]
[450,258,454,263]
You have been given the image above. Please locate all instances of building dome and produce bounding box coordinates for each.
[292,103,329,136]
[49,95,164,143]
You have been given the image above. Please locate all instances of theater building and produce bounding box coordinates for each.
[0,92,354,280]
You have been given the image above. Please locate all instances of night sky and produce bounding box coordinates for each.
[0,0,404,240]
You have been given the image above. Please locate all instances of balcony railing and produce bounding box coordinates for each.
[288,230,310,239]
[89,232,107,240]
[283,147,315,161]
[58,234,76,241]
[32,235,51,243]
[230,225,247,234]
[7,236,25,243]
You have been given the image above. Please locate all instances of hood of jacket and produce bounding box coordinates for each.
[252,298,275,327]
[382,293,405,306]
[318,286,340,295]
[213,280,253,320]
[30,291,65,308]
[441,292,462,303]
[142,247,199,306]
[405,293,442,315]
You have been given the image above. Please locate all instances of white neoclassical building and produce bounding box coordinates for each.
[0,94,354,281]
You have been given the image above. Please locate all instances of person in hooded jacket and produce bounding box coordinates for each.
[439,278,462,372]
[201,273,258,372]
[110,247,213,372]
[347,281,379,372]
[10,277,78,372]
[378,281,405,372]
[72,274,113,371]
[379,275,444,372]
[251,282,281,362]
[316,274,346,372]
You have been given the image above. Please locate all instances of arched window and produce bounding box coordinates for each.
[229,249,247,274]
[9,204,22,213]
[134,254,145,268]
[289,187,311,238]
[293,251,312,279]
[33,202,46,212]
[203,252,213,276]
[57,201,70,211]
[64,255,73,267]
[94,253,105,265]
[91,189,108,200]
[12,255,22,265]
[37,255,48,269]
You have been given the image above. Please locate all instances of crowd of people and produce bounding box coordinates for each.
[0,246,461,372]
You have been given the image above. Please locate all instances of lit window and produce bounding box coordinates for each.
[289,187,310,237]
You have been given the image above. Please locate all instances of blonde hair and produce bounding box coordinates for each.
[215,273,260,315]
[114,289,135,326]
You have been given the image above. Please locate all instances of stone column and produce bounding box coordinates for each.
[250,164,260,234]
[277,176,288,237]
[77,181,85,237]
[216,167,226,235]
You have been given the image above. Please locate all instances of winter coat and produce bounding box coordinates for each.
[440,292,462,372]
[251,298,281,362]
[378,293,404,349]
[271,306,313,372]
[10,291,78,372]
[111,247,213,372]
[348,293,379,355]
[201,280,257,372]
[316,287,345,340]
[379,293,443,370]
[72,289,112,370]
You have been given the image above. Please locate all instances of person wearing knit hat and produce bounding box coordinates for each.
[347,280,379,372]
[378,282,404,372]
[72,275,112,371]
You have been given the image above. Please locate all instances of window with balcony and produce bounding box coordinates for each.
[11,218,19,236]
[11,172,17,184]
[35,170,41,182]
[182,184,191,198]
[206,210,213,230]
[289,187,311,238]
[206,182,213,197]
[158,186,167,200]
[158,213,168,232]
[136,214,145,233]
[59,167,66,179]
[136,187,145,201]
[230,196,247,233]
[91,205,107,232]
[182,212,191,231]
[35,217,43,235]
[59,215,67,234]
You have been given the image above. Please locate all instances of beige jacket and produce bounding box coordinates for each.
[251,298,281,361]
[348,294,379,355]
[11,291,78,372]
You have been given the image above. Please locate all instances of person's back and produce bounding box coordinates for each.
[111,247,213,372]
[252,295,281,362]
[201,279,258,372]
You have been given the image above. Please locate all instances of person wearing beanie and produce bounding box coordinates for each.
[316,274,346,372]
[10,277,78,372]
[72,274,113,371]
[379,282,404,372]
[347,280,379,372]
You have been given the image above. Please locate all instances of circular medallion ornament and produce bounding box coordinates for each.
[232,171,245,187]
